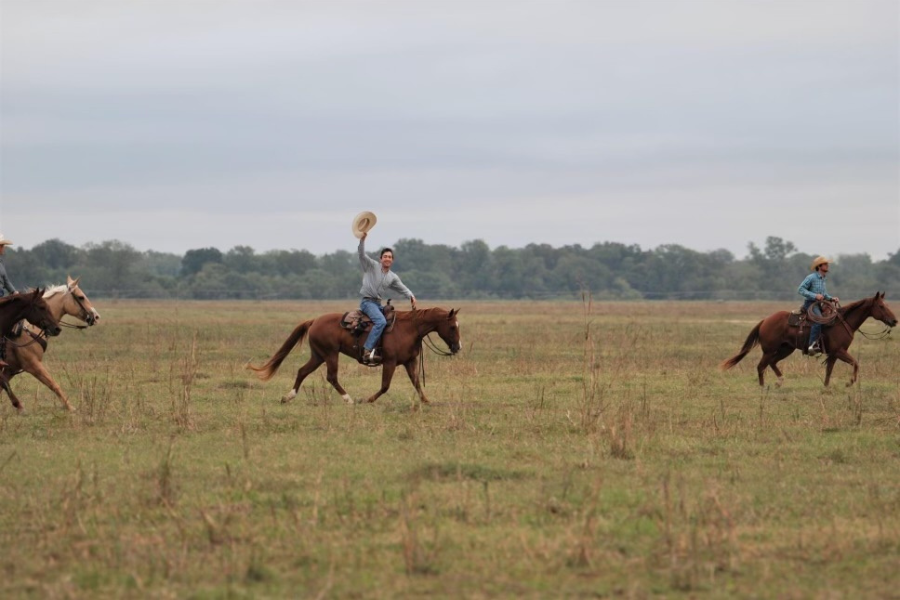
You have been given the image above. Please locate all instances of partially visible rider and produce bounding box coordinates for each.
[357,232,416,364]
[798,255,839,355]
[0,234,18,297]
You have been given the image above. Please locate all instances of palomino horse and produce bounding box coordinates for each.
[0,289,62,411]
[249,307,461,404]
[1,276,100,412]
[720,292,897,387]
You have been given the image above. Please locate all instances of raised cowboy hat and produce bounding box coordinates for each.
[0,234,13,246]
[351,211,377,239]
[811,256,830,271]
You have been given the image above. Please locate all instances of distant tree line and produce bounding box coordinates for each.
[7,236,900,302]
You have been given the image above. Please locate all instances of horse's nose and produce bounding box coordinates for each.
[48,324,62,336]
[451,343,461,354]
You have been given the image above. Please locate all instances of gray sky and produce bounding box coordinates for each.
[2,0,898,259]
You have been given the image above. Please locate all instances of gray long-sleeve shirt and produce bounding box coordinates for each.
[0,258,16,296]
[358,238,413,302]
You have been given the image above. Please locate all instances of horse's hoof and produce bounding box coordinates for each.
[280,396,291,404]
[775,379,784,388]
[66,405,76,413]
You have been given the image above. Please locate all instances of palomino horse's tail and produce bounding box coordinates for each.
[247,319,314,381]
[719,320,763,371]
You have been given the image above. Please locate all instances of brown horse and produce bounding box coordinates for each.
[249,307,461,404]
[1,276,101,412]
[720,292,897,387]
[0,289,62,411]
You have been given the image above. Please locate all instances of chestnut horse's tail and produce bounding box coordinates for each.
[719,320,763,371]
[247,319,314,381]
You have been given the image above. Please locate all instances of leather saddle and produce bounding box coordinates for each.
[787,309,807,328]
[339,301,396,338]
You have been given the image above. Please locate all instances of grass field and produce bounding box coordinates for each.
[1,299,898,598]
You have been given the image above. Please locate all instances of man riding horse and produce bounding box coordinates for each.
[354,212,416,365]
[798,255,839,355]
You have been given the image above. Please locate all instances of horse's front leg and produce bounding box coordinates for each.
[826,349,858,387]
[403,360,429,404]
[25,361,75,412]
[366,361,397,404]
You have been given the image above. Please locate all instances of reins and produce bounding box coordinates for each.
[857,326,893,340]
[811,298,896,341]
[3,328,48,349]
[411,309,457,389]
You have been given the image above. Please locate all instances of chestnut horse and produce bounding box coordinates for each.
[249,307,461,404]
[720,292,897,387]
[0,289,62,411]
[1,276,100,412]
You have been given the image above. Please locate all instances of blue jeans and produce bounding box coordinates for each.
[803,300,822,345]
[360,298,386,351]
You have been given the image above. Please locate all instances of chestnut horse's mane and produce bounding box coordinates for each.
[394,307,448,322]
[838,296,871,316]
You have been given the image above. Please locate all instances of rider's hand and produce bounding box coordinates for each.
[815,294,824,301]
[410,295,417,310]
[832,296,839,303]
[361,232,367,240]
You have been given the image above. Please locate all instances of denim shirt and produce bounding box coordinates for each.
[798,272,831,305]
[0,257,16,296]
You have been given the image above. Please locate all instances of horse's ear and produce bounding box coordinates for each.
[67,275,79,287]
[448,308,457,319]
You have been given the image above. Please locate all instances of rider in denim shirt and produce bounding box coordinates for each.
[798,256,839,355]
[0,234,17,297]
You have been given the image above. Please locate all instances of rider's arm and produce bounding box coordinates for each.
[358,234,378,272]
[797,275,818,301]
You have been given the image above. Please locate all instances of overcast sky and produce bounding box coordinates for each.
[1,0,898,260]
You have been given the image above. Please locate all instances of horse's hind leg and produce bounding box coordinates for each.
[755,353,774,386]
[323,354,354,404]
[769,346,795,388]
[0,374,23,412]
[282,353,325,404]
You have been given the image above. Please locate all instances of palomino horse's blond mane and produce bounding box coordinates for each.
[43,284,71,299]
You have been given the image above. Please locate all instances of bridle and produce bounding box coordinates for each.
[59,287,93,329]
[412,309,459,388]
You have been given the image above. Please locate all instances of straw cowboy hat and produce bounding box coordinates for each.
[351,211,377,239]
[810,256,830,271]
[0,234,14,246]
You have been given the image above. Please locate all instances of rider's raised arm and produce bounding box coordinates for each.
[358,235,378,272]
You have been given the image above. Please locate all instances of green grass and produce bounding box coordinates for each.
[1,299,898,598]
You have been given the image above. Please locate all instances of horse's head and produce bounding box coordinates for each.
[62,275,101,326]
[434,308,462,355]
[23,289,61,336]
[872,291,898,328]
